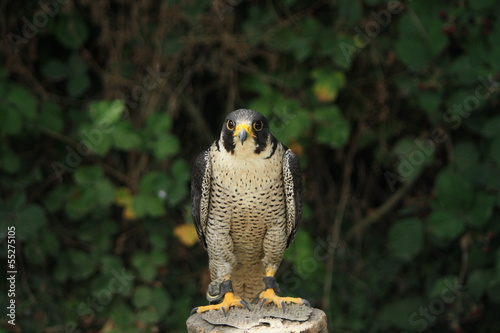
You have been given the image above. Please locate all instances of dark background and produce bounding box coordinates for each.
[1,0,499,332]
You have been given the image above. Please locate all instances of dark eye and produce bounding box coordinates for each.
[226,119,235,130]
[253,120,264,131]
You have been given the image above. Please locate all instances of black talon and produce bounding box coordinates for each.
[260,298,267,310]
[240,299,251,311]
[221,307,227,317]
[302,299,310,307]
[281,301,286,313]
[190,307,199,315]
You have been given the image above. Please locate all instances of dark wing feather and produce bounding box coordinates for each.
[191,149,212,249]
[283,148,303,248]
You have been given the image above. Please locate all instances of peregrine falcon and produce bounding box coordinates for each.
[191,109,308,314]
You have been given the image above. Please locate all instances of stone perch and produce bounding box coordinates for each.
[186,304,328,333]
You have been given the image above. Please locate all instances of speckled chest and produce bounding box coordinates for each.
[208,142,285,211]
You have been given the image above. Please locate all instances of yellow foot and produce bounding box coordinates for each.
[258,288,309,310]
[191,292,249,315]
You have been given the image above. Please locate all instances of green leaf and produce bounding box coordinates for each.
[469,0,497,11]
[42,59,69,81]
[166,159,190,206]
[150,288,170,316]
[396,9,447,69]
[131,252,148,268]
[68,52,88,75]
[152,133,180,159]
[427,209,464,241]
[270,106,311,145]
[77,122,113,156]
[15,205,47,241]
[140,171,169,195]
[41,229,60,256]
[0,107,22,135]
[388,218,423,260]
[95,179,115,207]
[101,256,122,276]
[56,15,89,49]
[466,192,495,228]
[331,36,355,70]
[453,141,480,177]
[65,189,97,219]
[139,263,157,281]
[111,301,135,326]
[481,116,500,138]
[428,275,459,298]
[146,112,173,134]
[6,84,37,120]
[467,269,493,300]
[74,166,104,185]
[376,297,426,330]
[133,193,165,218]
[69,250,96,279]
[392,136,434,180]
[0,143,20,173]
[172,159,190,183]
[39,102,63,133]
[417,91,441,125]
[434,169,474,210]
[43,185,68,213]
[150,250,167,266]
[314,106,350,148]
[150,232,167,250]
[133,286,153,308]
[8,192,27,210]
[144,113,180,159]
[89,100,125,126]
[337,0,362,26]
[67,74,90,97]
[396,16,430,69]
[111,122,142,150]
[137,308,159,324]
[448,55,485,86]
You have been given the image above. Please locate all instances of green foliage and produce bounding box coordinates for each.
[1,0,499,332]
[388,218,423,260]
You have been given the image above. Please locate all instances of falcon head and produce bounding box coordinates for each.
[219,109,273,156]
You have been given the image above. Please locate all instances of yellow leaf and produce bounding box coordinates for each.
[123,206,137,220]
[313,83,337,102]
[174,224,199,247]
[115,187,133,207]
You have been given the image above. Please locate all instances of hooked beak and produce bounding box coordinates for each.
[233,124,255,145]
